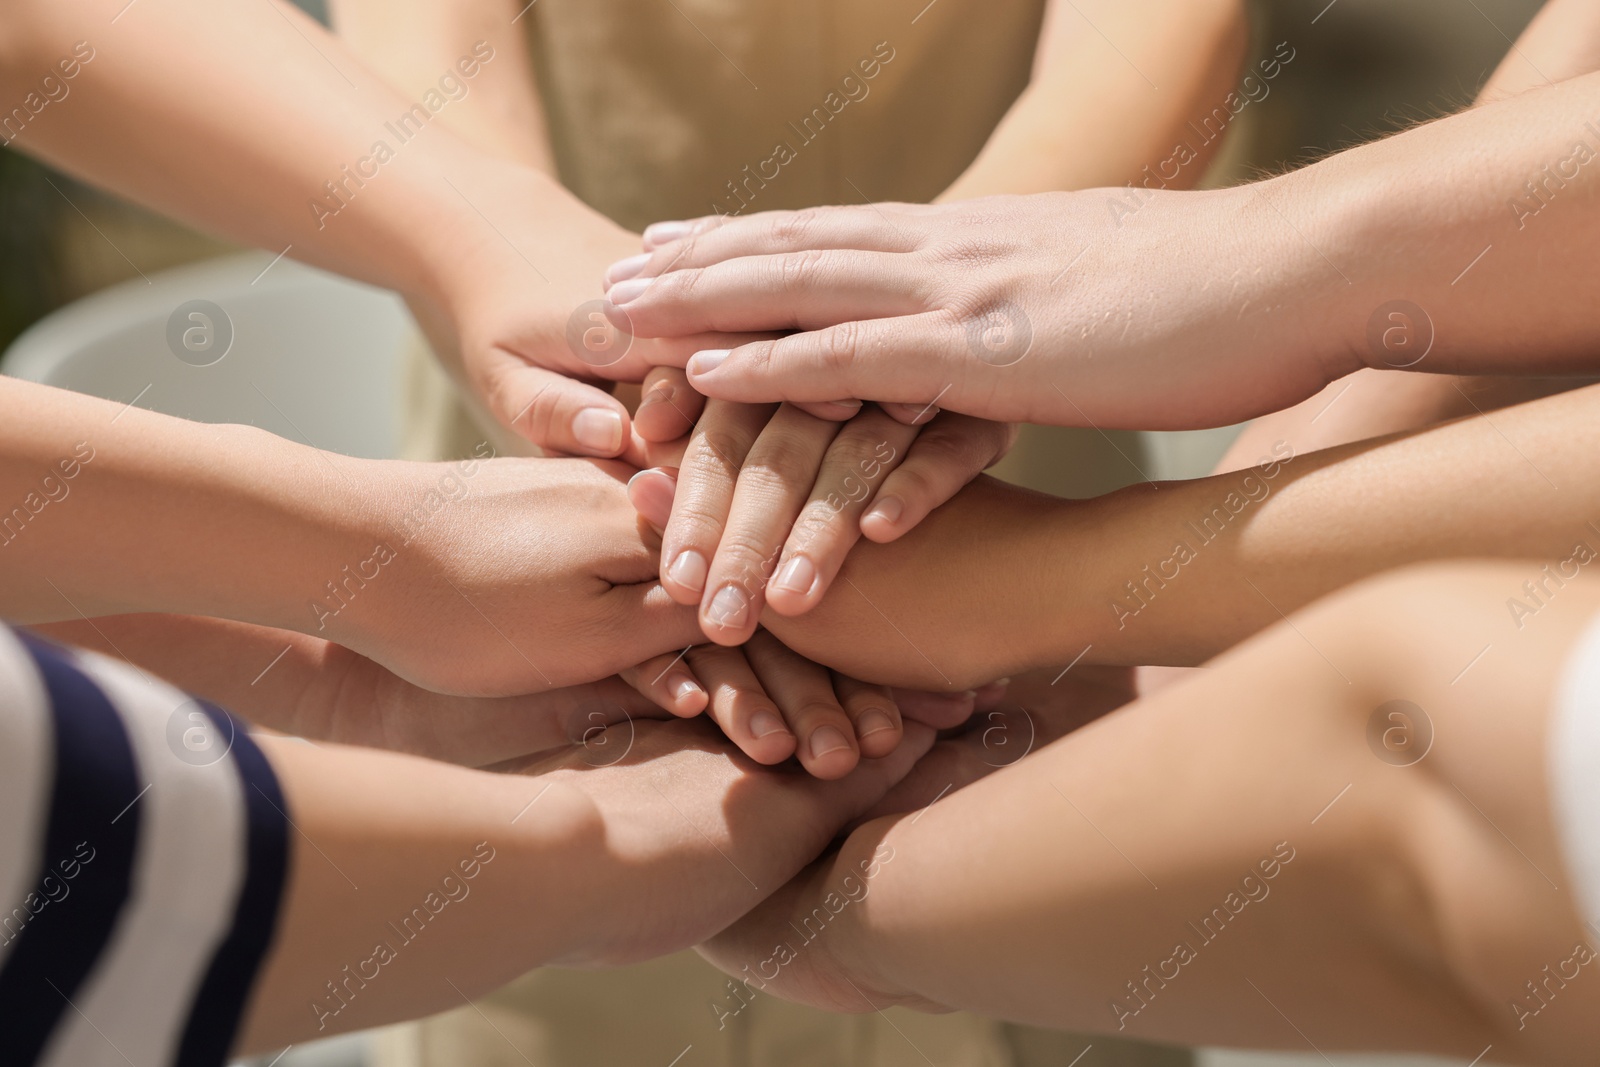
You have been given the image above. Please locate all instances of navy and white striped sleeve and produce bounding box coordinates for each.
[0,625,290,1067]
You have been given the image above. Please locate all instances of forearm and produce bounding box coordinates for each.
[0,378,374,632]
[236,738,592,1049]
[0,0,567,304]
[938,0,1247,199]
[1240,69,1600,381]
[329,0,554,169]
[773,381,1600,685]
[751,565,1596,1057]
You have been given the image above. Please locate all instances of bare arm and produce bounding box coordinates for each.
[1215,0,1600,471]
[0,376,700,697]
[705,563,1600,1061]
[328,0,553,170]
[938,0,1248,200]
[764,380,1600,687]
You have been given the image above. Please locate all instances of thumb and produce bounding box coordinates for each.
[485,357,634,458]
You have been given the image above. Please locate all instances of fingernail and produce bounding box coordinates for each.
[826,399,864,413]
[572,408,624,453]
[605,253,651,287]
[774,555,817,596]
[706,584,749,629]
[688,349,730,376]
[643,220,693,246]
[636,379,676,414]
[671,675,703,703]
[668,550,708,594]
[607,277,653,305]
[809,725,852,759]
[750,709,789,739]
[856,709,896,739]
[865,496,903,527]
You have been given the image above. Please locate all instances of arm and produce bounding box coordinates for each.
[0,0,702,456]
[328,0,554,170]
[1215,0,1600,470]
[617,64,1600,430]
[938,0,1248,200]
[704,563,1600,1060]
[0,376,701,696]
[763,380,1600,688]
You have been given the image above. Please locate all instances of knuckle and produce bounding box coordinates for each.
[692,427,752,475]
[775,248,831,294]
[813,319,863,374]
[771,208,823,246]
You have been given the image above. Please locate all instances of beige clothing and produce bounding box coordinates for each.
[391,2,1184,1065]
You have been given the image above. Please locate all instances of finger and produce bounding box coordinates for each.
[627,467,678,534]
[618,650,708,718]
[880,401,940,425]
[890,688,979,730]
[699,405,839,645]
[767,408,918,616]
[685,643,797,765]
[861,414,1013,543]
[631,205,924,271]
[610,251,929,337]
[683,314,964,409]
[660,400,775,607]
[793,399,866,421]
[483,360,632,457]
[831,673,902,759]
[634,366,705,442]
[742,631,860,779]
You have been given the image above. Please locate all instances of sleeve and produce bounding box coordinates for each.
[0,624,291,1067]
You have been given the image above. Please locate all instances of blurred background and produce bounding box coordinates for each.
[0,1,1548,1066]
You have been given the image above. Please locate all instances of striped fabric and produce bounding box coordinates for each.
[0,626,289,1066]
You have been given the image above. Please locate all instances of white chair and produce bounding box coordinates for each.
[2,251,410,460]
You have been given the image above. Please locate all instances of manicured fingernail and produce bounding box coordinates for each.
[774,555,817,596]
[572,408,624,453]
[865,496,903,527]
[856,709,896,739]
[605,253,651,287]
[643,220,693,246]
[671,674,703,704]
[688,349,730,376]
[706,584,749,629]
[809,725,852,759]
[750,709,789,739]
[668,550,708,594]
[607,277,653,305]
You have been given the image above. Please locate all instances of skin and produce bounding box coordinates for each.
[612,40,1600,430]
[330,0,1249,641]
[701,563,1600,1061]
[223,712,936,1052]
[756,379,1600,689]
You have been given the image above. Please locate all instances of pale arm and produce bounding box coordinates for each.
[328,0,554,170]
[765,380,1600,687]
[706,563,1600,1060]
[0,376,701,696]
[938,0,1248,200]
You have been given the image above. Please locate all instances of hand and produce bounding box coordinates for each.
[30,613,678,768]
[862,664,1136,819]
[413,160,764,457]
[695,662,1135,1016]
[497,714,936,968]
[606,190,1335,430]
[624,630,902,780]
[322,455,703,697]
[760,474,1073,692]
[626,382,1014,639]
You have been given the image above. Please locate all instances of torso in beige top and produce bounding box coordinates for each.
[524,0,1044,228]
